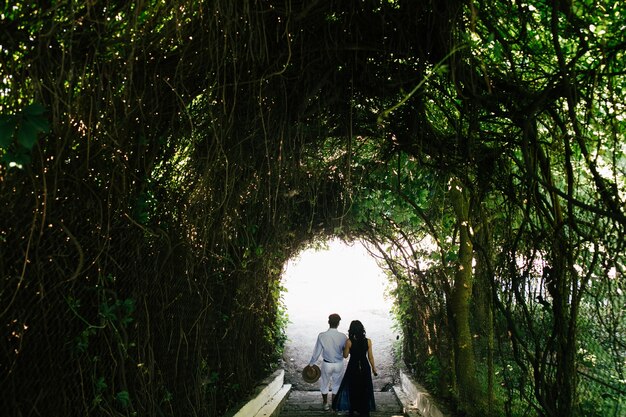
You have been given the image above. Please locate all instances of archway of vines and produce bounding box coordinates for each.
[1,2,624,417]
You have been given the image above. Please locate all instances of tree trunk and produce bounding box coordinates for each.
[473,210,496,415]
[448,178,482,412]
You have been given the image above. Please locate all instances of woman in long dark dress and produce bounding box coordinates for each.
[332,320,378,416]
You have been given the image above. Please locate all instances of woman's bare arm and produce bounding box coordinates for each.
[367,339,378,375]
[343,339,352,358]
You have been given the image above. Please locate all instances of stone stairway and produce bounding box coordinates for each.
[277,390,407,417]
[227,369,446,417]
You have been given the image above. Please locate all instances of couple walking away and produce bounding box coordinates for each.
[304,313,377,415]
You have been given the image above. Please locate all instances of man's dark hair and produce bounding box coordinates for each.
[328,313,341,328]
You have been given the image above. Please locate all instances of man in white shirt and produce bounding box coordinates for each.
[307,313,348,410]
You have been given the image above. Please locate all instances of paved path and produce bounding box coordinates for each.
[278,390,406,417]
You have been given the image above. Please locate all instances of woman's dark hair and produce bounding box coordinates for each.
[348,320,366,342]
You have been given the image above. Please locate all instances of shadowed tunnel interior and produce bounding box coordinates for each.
[1,2,625,417]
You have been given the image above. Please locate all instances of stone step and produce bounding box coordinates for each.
[279,411,405,417]
[278,390,406,417]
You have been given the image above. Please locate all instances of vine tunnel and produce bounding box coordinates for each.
[1,2,625,417]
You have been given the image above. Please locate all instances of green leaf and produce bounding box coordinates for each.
[122,298,135,314]
[95,376,108,393]
[23,103,46,116]
[115,391,131,408]
[445,250,458,263]
[418,189,429,204]
[99,302,116,321]
[493,43,503,61]
[27,114,50,133]
[0,116,17,148]
[17,121,38,150]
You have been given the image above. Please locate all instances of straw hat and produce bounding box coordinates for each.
[302,364,321,383]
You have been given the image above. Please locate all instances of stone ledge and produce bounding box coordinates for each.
[254,383,291,417]
[394,369,447,417]
[227,369,291,417]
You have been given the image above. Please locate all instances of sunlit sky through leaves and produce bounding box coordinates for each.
[282,239,393,325]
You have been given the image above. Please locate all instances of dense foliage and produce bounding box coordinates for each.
[344,1,626,416]
[1,1,624,417]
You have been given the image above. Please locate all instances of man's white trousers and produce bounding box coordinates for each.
[320,361,344,394]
